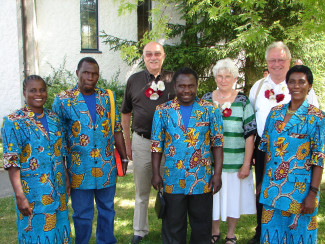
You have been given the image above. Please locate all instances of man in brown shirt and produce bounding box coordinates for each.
[120,42,175,244]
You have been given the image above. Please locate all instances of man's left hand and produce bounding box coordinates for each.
[209,174,222,194]
[122,161,128,176]
[151,174,163,190]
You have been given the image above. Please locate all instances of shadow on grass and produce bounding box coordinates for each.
[0,173,324,243]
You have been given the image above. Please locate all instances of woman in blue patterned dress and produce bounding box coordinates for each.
[1,75,71,243]
[202,58,257,244]
[259,65,324,243]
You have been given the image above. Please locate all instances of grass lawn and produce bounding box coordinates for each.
[0,173,325,243]
[0,141,3,168]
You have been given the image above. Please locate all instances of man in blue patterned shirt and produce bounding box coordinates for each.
[52,57,128,244]
[151,67,224,243]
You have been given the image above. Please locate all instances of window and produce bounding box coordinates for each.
[80,0,99,52]
[137,0,151,40]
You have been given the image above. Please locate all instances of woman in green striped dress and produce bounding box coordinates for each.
[202,58,257,244]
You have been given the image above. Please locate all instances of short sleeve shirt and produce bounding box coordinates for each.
[258,100,325,214]
[151,97,224,195]
[121,69,175,138]
[52,86,122,190]
[1,106,68,214]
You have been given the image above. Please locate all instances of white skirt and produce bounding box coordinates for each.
[212,170,256,221]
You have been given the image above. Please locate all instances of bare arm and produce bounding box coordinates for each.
[151,152,163,190]
[209,146,223,194]
[114,131,128,175]
[8,167,32,216]
[238,134,255,179]
[301,165,323,215]
[121,113,132,160]
[65,169,71,196]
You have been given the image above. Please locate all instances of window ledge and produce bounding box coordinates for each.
[80,50,102,54]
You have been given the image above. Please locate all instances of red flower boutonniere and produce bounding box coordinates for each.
[145,80,165,100]
[276,94,285,103]
[265,89,274,99]
[264,85,285,103]
[214,101,232,117]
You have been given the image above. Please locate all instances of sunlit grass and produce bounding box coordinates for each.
[0,172,324,243]
[0,140,3,168]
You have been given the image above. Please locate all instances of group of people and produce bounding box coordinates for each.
[1,40,324,244]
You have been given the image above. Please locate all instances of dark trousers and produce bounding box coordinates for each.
[162,192,212,244]
[254,135,265,237]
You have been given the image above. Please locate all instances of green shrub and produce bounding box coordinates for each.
[43,62,76,110]
[96,70,125,110]
[197,77,216,98]
[43,62,125,110]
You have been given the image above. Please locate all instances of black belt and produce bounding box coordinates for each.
[135,131,151,140]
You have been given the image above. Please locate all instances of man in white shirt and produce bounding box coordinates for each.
[248,41,318,244]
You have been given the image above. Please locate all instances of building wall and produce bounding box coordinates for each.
[0,0,24,125]
[36,0,139,85]
[0,0,181,128]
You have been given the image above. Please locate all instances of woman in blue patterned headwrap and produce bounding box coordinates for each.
[259,65,324,243]
[1,75,71,243]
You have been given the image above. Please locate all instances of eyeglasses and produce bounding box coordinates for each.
[266,59,289,64]
[144,52,163,58]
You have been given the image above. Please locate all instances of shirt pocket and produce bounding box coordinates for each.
[194,122,209,133]
[288,171,311,184]
[289,133,308,139]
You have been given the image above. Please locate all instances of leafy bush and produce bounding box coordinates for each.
[43,62,125,110]
[96,70,125,109]
[44,62,76,110]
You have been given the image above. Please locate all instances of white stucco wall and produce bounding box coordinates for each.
[36,0,139,85]
[0,0,181,129]
[0,0,24,126]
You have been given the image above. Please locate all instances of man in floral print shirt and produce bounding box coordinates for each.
[151,67,224,244]
[52,57,127,244]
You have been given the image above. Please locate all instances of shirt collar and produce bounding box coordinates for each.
[73,84,100,97]
[144,68,164,81]
[281,100,309,132]
[265,75,286,86]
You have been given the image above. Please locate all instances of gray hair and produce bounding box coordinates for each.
[212,58,239,78]
[265,41,292,60]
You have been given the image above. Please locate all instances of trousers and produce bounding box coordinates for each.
[132,132,165,237]
[254,135,265,237]
[162,193,213,244]
[71,186,117,244]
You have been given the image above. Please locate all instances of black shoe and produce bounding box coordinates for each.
[247,233,260,244]
[131,235,143,244]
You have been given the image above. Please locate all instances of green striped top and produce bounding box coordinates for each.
[202,92,257,172]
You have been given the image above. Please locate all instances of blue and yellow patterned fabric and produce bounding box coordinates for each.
[52,85,121,190]
[259,100,325,243]
[151,97,224,195]
[1,105,71,243]
[259,100,324,213]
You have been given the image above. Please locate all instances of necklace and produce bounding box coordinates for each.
[216,90,232,99]
[286,109,296,115]
[36,111,45,119]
